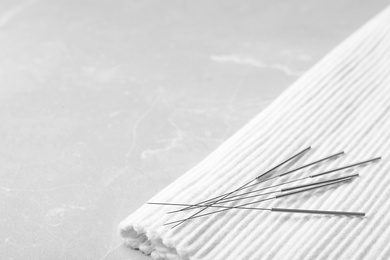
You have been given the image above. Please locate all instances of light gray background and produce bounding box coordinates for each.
[0,0,388,259]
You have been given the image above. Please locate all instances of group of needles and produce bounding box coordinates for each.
[148,147,381,229]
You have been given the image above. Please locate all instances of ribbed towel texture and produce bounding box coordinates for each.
[119,6,390,260]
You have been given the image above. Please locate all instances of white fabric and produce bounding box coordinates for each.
[119,6,390,260]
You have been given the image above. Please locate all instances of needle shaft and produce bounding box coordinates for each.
[148,202,365,216]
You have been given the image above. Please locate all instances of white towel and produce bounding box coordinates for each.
[119,6,390,260]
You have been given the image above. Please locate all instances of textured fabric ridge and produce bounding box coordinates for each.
[119,6,390,260]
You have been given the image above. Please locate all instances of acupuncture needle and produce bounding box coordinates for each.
[210,174,357,205]
[165,173,358,213]
[211,173,357,205]
[162,176,359,225]
[162,174,357,213]
[183,157,380,210]
[151,203,365,217]
[165,173,356,213]
[168,146,312,229]
[177,151,344,210]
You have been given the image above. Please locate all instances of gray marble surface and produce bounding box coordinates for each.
[0,0,388,259]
